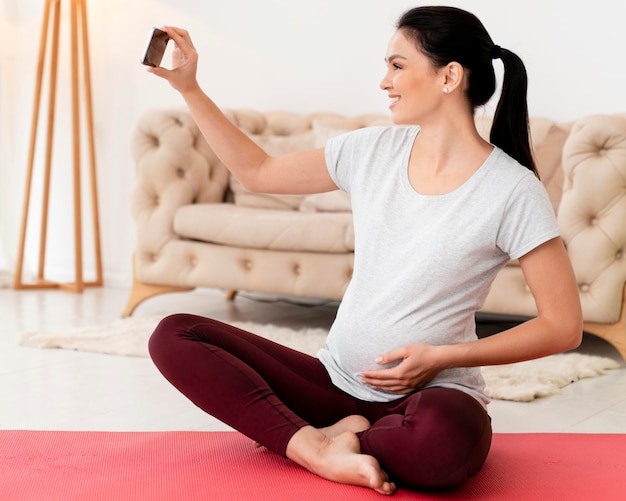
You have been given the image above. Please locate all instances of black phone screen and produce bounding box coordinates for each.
[142,28,170,67]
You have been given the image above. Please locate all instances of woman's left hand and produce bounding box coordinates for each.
[360,343,445,394]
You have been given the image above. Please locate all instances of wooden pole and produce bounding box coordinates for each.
[14,0,55,289]
[79,0,103,287]
[14,0,103,292]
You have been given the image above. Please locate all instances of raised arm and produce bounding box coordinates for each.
[147,26,337,195]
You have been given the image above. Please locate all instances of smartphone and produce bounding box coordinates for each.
[141,27,170,67]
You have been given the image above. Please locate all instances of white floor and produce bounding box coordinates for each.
[1,286,625,434]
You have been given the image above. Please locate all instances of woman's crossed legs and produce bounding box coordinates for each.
[148,314,491,493]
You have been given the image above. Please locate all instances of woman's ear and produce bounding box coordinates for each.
[442,62,464,93]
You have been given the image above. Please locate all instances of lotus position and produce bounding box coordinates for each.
[147,6,582,494]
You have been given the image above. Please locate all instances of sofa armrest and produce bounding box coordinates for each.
[559,114,626,323]
[130,108,230,277]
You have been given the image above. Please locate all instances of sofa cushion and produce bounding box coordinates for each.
[230,177,305,210]
[229,131,317,210]
[174,204,355,253]
[299,190,352,212]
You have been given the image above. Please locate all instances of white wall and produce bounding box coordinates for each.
[1,0,625,287]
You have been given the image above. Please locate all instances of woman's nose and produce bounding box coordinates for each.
[380,74,391,91]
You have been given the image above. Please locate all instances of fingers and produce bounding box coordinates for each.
[161,25,196,51]
[375,347,406,366]
[361,367,395,381]
[361,375,413,395]
[146,65,178,86]
[145,26,199,93]
[361,354,404,383]
[146,65,168,78]
[361,357,415,394]
[361,344,441,394]
[361,368,407,393]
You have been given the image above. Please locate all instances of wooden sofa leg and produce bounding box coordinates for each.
[122,278,194,317]
[122,279,194,317]
[583,285,626,362]
[225,290,238,301]
[122,256,194,317]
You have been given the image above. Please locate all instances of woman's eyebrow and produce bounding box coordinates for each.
[385,54,408,63]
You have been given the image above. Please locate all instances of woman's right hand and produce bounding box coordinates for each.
[147,26,200,95]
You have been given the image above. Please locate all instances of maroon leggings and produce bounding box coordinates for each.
[149,313,492,490]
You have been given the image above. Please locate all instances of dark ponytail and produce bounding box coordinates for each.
[490,48,537,176]
[397,6,538,176]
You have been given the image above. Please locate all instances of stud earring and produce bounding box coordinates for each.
[443,87,449,93]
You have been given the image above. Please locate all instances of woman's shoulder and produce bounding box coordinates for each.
[485,148,550,204]
[489,147,538,182]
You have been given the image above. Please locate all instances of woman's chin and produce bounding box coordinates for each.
[391,116,416,126]
[388,110,416,125]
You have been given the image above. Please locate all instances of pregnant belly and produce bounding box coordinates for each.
[328,325,412,377]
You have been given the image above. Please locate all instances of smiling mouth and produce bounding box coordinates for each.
[389,96,400,107]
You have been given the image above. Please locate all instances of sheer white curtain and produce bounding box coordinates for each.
[0,0,15,286]
[0,0,37,287]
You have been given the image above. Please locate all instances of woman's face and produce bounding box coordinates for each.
[380,30,446,125]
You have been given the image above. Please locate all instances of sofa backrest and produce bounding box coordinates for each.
[558,114,626,322]
[131,108,626,322]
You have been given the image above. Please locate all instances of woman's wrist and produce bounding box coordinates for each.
[179,81,204,102]
[431,343,470,371]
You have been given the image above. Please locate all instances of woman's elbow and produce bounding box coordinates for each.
[555,307,584,353]
[562,323,583,352]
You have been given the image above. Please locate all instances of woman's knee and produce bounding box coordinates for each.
[411,397,491,489]
[148,313,196,362]
[362,389,492,490]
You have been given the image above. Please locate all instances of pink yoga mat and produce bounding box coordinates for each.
[1,431,624,500]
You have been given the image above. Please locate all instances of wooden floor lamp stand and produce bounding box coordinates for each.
[14,0,103,293]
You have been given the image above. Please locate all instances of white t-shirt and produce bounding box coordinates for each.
[317,125,560,407]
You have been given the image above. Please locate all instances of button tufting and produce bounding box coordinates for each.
[176,167,185,178]
[579,284,590,293]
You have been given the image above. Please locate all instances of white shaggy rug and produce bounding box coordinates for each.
[19,315,621,402]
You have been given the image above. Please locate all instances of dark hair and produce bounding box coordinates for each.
[397,6,538,176]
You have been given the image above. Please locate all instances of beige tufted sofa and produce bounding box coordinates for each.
[124,108,626,360]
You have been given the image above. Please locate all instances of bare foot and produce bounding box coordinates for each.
[320,415,371,438]
[286,426,396,495]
